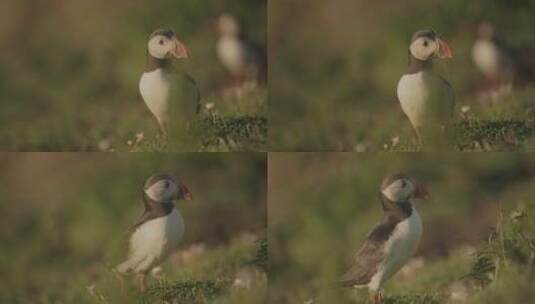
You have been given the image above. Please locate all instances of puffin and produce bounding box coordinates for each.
[472,22,514,90]
[115,173,192,291]
[340,173,428,304]
[472,22,535,94]
[139,29,200,135]
[216,14,266,86]
[397,30,454,146]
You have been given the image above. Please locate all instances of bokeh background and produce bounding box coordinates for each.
[0,0,266,151]
[0,153,266,303]
[270,0,535,151]
[269,153,535,303]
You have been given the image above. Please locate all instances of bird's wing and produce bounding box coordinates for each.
[340,220,396,287]
[423,74,455,125]
[238,34,267,82]
[167,70,201,119]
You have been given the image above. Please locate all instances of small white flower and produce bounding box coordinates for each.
[354,143,367,152]
[205,102,215,110]
[135,132,145,143]
[461,106,471,113]
[391,136,400,147]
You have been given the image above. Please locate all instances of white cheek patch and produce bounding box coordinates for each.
[145,180,177,202]
[410,38,437,61]
[148,37,169,59]
[382,180,414,202]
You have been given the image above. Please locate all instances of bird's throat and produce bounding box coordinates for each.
[145,55,171,73]
[407,53,433,74]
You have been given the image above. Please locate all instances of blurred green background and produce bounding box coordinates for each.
[270,0,535,151]
[0,0,266,151]
[269,153,535,303]
[0,153,266,303]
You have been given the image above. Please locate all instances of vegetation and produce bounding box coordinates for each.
[0,153,267,303]
[0,0,267,151]
[269,153,535,303]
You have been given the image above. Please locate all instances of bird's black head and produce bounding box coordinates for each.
[143,173,192,203]
[408,29,452,62]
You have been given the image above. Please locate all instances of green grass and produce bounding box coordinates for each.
[141,280,227,304]
[128,114,267,152]
[387,119,535,152]
[453,119,535,151]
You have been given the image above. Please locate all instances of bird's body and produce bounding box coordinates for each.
[398,70,454,132]
[397,30,454,145]
[341,173,428,304]
[140,68,172,127]
[216,14,266,86]
[472,39,504,79]
[471,22,516,102]
[367,208,422,291]
[117,208,185,275]
[217,35,248,76]
[139,29,200,135]
[116,174,192,291]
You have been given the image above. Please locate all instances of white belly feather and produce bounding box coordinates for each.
[368,209,422,291]
[217,36,246,74]
[397,72,429,128]
[117,208,184,274]
[140,69,171,124]
[472,40,500,78]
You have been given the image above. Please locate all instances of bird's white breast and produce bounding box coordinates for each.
[129,208,185,269]
[472,40,500,78]
[217,36,246,74]
[369,208,422,291]
[397,72,429,128]
[139,69,171,124]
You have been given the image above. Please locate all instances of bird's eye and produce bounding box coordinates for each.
[163,181,170,188]
[401,180,407,188]
[423,40,429,47]
[159,39,164,45]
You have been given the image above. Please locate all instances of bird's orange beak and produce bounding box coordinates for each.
[171,38,189,59]
[413,182,429,200]
[180,184,193,201]
[437,38,453,59]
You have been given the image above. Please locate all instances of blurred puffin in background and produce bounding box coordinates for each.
[472,22,515,101]
[472,21,535,102]
[216,13,266,89]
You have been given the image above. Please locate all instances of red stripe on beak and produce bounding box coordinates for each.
[181,184,192,201]
[437,38,453,58]
[172,38,189,59]
[414,182,429,200]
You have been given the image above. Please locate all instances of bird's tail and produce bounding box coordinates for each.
[116,259,134,275]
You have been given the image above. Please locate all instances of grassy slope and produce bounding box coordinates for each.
[83,235,267,304]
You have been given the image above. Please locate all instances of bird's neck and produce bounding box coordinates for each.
[407,53,433,74]
[145,54,171,73]
[379,193,413,220]
[143,193,175,215]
